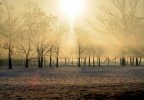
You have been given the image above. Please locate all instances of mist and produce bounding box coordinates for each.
[0,0,144,68]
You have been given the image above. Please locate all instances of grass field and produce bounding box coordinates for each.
[0,66,144,99]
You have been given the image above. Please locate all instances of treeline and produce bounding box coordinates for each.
[0,57,143,67]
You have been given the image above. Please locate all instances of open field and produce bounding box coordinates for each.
[0,66,144,99]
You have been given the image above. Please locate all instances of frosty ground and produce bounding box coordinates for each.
[0,66,144,100]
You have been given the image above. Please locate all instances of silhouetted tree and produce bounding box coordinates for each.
[0,0,19,69]
[16,4,38,68]
[24,3,57,68]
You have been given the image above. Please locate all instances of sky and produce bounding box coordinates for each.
[1,0,143,58]
[0,0,119,56]
[4,0,112,46]
[2,0,110,30]
[4,0,106,33]
[5,0,105,18]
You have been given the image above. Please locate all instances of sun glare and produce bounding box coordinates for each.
[59,0,86,51]
[59,0,85,23]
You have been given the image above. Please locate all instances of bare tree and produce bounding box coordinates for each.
[0,0,19,69]
[0,43,2,66]
[49,46,53,67]
[32,7,56,68]
[75,27,87,67]
[53,22,67,67]
[96,46,104,67]
[15,4,38,68]
[98,0,144,66]
[16,28,35,68]
[20,2,57,68]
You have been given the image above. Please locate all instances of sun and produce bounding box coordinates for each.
[60,0,84,16]
[59,0,85,22]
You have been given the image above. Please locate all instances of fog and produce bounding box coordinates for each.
[0,0,144,68]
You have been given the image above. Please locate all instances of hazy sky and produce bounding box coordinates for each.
[3,0,112,48]
[5,0,105,17]
[2,0,143,58]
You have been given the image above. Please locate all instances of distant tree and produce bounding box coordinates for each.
[86,42,96,67]
[98,0,144,66]
[35,11,56,68]
[0,43,2,66]
[75,27,87,67]
[84,44,92,67]
[69,48,76,66]
[75,27,82,67]
[0,0,19,69]
[95,46,104,67]
[49,46,53,67]
[104,56,110,66]
[91,44,97,67]
[53,22,67,67]
[16,27,36,68]
[112,57,119,66]
[15,4,37,68]
[21,2,57,68]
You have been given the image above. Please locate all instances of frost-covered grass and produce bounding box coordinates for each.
[0,66,144,99]
[0,66,144,85]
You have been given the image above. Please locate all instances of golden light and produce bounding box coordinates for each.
[59,0,85,23]
[59,0,86,50]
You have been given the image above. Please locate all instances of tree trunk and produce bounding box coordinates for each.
[80,58,82,66]
[50,52,52,67]
[139,57,141,66]
[40,56,43,68]
[121,57,126,66]
[97,57,98,66]
[78,57,80,67]
[130,57,132,65]
[84,57,86,66]
[38,57,41,68]
[0,59,2,67]
[108,57,109,66]
[41,59,42,68]
[68,58,70,65]
[89,54,90,67]
[120,58,122,65]
[65,58,67,65]
[135,57,138,66]
[115,58,117,66]
[130,57,134,66]
[25,57,29,68]
[126,57,129,65]
[72,57,73,66]
[8,47,12,69]
[99,57,101,67]
[97,57,101,67]
[38,51,41,68]
[56,56,58,67]
[93,56,95,67]
[43,57,46,66]
[78,48,80,67]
